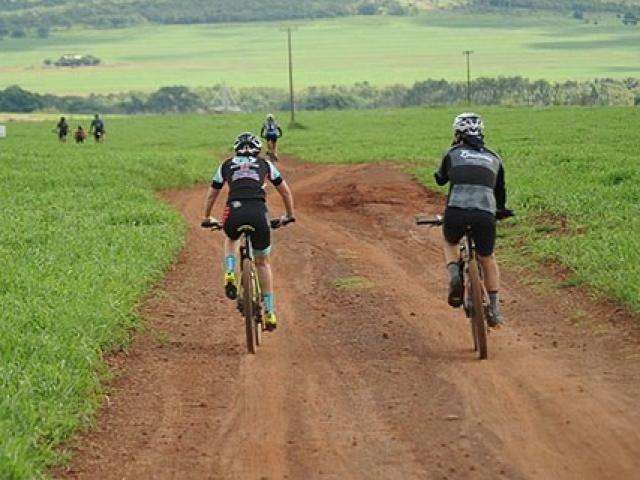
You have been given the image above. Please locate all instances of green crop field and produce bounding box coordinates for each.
[2,10,640,95]
[1,106,639,477]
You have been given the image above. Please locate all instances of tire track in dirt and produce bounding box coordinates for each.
[60,158,640,480]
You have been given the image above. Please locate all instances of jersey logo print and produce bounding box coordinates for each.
[459,150,496,166]
[231,161,261,182]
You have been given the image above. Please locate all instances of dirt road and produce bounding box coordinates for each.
[61,159,640,480]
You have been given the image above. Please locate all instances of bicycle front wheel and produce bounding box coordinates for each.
[253,271,263,346]
[468,258,488,360]
[242,258,257,354]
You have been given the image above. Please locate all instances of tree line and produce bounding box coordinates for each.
[1,77,639,114]
[0,0,412,37]
[468,0,640,15]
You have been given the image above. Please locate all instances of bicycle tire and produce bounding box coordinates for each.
[253,269,263,346]
[242,258,257,354]
[466,278,479,352]
[468,258,488,360]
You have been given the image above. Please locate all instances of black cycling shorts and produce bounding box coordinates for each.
[223,199,271,254]
[443,207,496,257]
[265,133,279,142]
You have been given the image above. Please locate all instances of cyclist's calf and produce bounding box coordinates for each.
[478,254,500,293]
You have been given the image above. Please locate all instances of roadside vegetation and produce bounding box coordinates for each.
[1,106,638,477]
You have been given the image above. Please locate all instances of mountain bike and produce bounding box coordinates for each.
[202,217,294,354]
[416,215,492,360]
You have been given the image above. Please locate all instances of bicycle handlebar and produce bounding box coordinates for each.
[270,217,295,229]
[416,215,443,226]
[201,219,222,230]
[416,210,516,226]
[200,217,296,231]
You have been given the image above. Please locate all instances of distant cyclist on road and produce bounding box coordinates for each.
[55,116,69,142]
[260,113,282,161]
[89,114,105,142]
[201,132,295,330]
[435,113,513,326]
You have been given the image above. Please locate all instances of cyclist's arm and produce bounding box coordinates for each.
[202,186,221,219]
[277,126,283,137]
[203,164,225,218]
[260,126,266,138]
[276,180,295,219]
[495,163,506,210]
[267,160,294,218]
[434,153,451,186]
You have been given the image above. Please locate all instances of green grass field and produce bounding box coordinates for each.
[2,10,640,95]
[1,106,639,477]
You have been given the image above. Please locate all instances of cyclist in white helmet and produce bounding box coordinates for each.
[201,132,295,330]
[434,113,513,326]
[260,113,283,161]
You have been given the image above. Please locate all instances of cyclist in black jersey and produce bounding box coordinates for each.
[435,113,513,326]
[201,132,295,330]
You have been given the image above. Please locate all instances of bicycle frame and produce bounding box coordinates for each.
[237,228,263,328]
[415,215,490,359]
[462,227,490,359]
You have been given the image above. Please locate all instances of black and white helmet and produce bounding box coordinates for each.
[233,132,262,156]
[453,112,484,137]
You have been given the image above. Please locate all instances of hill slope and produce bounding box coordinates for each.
[0,0,411,32]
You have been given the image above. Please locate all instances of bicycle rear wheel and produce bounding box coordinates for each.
[242,258,257,354]
[468,258,488,360]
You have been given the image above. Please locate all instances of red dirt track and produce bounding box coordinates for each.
[61,159,640,480]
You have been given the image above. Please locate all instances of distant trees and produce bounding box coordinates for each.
[0,86,43,112]
[0,0,412,33]
[1,77,639,114]
[622,12,638,25]
[52,54,101,67]
[36,26,49,38]
[470,0,640,16]
[10,28,26,38]
[146,86,203,113]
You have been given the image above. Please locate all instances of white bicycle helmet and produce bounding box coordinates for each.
[233,132,262,156]
[453,112,484,137]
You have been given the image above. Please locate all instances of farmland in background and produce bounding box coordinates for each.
[1,11,640,95]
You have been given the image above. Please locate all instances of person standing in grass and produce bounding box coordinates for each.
[74,125,87,144]
[260,113,282,161]
[55,116,69,142]
[89,114,105,142]
[434,113,513,326]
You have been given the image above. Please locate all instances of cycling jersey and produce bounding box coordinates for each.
[90,119,104,133]
[57,120,68,135]
[436,141,505,214]
[211,155,283,202]
[261,121,282,139]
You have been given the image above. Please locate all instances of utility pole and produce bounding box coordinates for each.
[463,50,474,105]
[287,26,296,124]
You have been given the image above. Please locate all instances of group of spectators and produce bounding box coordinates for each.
[55,114,105,143]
